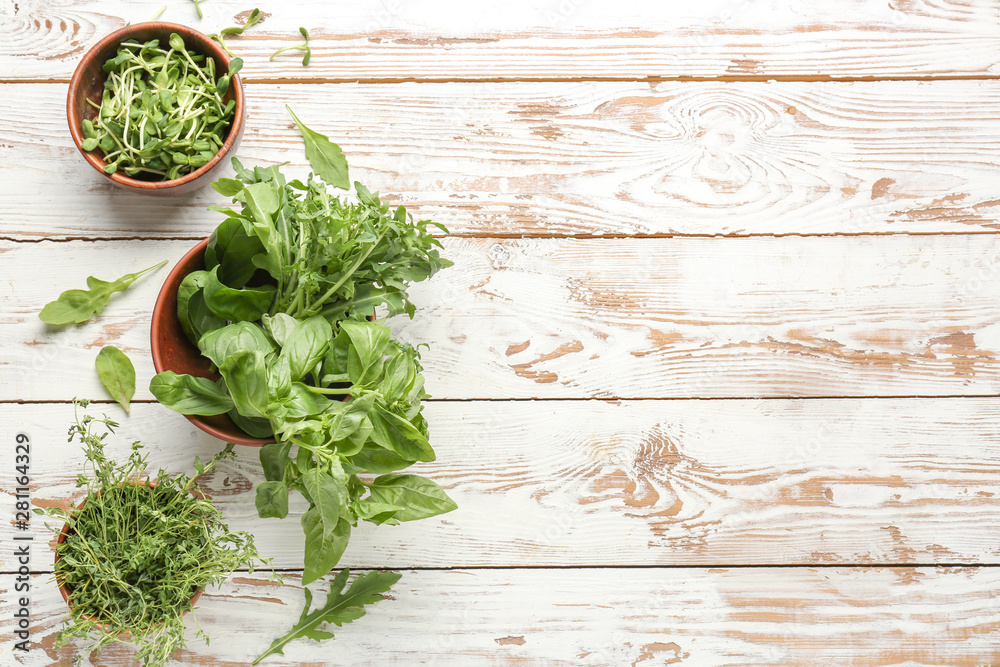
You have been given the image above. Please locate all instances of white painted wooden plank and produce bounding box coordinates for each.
[5,400,1000,568]
[2,0,999,81]
[6,567,1000,665]
[4,81,1000,240]
[5,237,1000,400]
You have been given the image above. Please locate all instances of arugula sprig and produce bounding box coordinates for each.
[253,570,400,663]
[39,260,166,325]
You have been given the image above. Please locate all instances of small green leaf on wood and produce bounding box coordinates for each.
[95,346,135,413]
[39,260,167,325]
[252,569,401,664]
[286,105,348,189]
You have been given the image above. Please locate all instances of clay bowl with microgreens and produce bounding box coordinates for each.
[67,22,245,195]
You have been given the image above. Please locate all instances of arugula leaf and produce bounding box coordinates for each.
[95,346,135,413]
[252,570,401,664]
[286,105,349,189]
[40,260,167,325]
[149,372,235,415]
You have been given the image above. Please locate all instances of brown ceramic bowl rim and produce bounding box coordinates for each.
[55,481,205,631]
[67,21,244,192]
[150,237,274,447]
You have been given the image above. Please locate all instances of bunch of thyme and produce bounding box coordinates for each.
[35,400,269,666]
[81,33,241,180]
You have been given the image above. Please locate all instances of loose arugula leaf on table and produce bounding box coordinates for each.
[40,260,167,325]
[270,27,311,66]
[286,106,348,189]
[95,346,135,413]
[253,569,401,664]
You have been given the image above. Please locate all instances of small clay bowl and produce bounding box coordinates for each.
[55,483,205,631]
[150,238,273,446]
[67,22,245,195]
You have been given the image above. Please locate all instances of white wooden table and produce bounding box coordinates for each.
[4,1,1000,664]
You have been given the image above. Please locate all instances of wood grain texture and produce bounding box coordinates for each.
[5,81,1000,240]
[6,567,1000,665]
[6,237,1000,401]
[5,399,1000,568]
[2,0,1000,81]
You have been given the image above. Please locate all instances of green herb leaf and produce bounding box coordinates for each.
[220,349,269,419]
[354,474,457,524]
[280,315,333,380]
[150,372,236,415]
[177,270,227,346]
[253,570,401,664]
[301,515,350,586]
[198,321,275,369]
[286,105,348,189]
[256,480,289,519]
[40,260,167,325]
[95,346,136,413]
[203,266,275,322]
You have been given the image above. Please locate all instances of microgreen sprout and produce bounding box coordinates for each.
[209,8,263,57]
[270,27,311,66]
[81,34,241,180]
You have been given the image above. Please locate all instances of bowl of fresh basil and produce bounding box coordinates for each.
[149,237,274,446]
[67,22,245,195]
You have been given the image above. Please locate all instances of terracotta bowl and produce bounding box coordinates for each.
[150,238,273,446]
[67,22,245,195]
[55,483,205,630]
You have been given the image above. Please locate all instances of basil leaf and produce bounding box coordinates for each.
[263,312,298,347]
[203,266,275,322]
[256,480,289,519]
[301,514,350,585]
[229,408,274,438]
[280,315,333,380]
[286,105,349,189]
[369,404,435,463]
[220,349,269,419]
[260,441,292,482]
[345,444,413,474]
[198,321,274,369]
[177,270,226,346]
[95,346,135,413]
[206,216,265,288]
[40,260,167,325]
[339,320,391,385]
[150,372,235,415]
[301,467,343,539]
[282,383,333,418]
[355,474,456,524]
